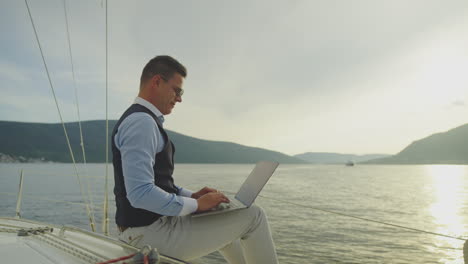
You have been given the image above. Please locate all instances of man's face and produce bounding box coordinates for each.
[153,73,184,115]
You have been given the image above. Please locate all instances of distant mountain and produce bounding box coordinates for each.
[365,123,468,164]
[0,120,305,164]
[294,152,389,164]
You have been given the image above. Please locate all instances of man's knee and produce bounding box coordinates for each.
[246,204,267,223]
[250,204,265,214]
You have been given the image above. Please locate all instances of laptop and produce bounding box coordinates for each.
[192,161,279,217]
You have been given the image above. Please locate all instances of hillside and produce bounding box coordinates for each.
[366,124,468,164]
[294,152,389,164]
[0,120,304,164]
[4,120,467,165]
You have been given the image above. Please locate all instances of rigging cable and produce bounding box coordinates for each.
[24,0,96,232]
[62,0,97,231]
[103,0,110,236]
[258,194,468,242]
[15,170,24,218]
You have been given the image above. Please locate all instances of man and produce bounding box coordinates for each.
[112,55,278,263]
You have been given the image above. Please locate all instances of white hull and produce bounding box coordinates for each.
[0,217,189,264]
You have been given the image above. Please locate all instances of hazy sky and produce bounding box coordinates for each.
[1,0,468,156]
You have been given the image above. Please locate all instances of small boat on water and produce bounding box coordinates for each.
[5,1,468,263]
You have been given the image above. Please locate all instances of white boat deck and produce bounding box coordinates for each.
[0,217,189,264]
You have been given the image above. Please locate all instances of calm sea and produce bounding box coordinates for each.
[1,163,467,264]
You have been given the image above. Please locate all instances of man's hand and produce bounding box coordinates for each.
[196,192,230,212]
[191,187,218,199]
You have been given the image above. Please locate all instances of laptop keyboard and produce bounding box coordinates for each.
[216,203,231,210]
[216,199,243,210]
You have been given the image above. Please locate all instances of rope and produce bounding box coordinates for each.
[258,194,468,242]
[0,223,23,229]
[24,0,95,233]
[0,227,19,233]
[96,253,136,264]
[35,233,103,263]
[62,0,97,232]
[103,0,110,236]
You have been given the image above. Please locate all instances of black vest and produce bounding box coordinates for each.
[112,104,178,227]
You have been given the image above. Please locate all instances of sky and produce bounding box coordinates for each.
[1,0,468,156]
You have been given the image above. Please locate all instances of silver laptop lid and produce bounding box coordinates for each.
[235,161,279,206]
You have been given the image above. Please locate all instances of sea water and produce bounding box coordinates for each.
[0,163,467,264]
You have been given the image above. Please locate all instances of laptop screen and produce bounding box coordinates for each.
[235,161,279,206]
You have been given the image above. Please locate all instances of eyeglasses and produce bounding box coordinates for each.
[160,75,184,97]
[173,87,184,97]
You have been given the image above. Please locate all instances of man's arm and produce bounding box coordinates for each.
[115,113,198,216]
[175,185,194,198]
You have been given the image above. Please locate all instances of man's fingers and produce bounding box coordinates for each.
[200,187,217,194]
[216,192,230,203]
[206,187,217,193]
[210,192,229,203]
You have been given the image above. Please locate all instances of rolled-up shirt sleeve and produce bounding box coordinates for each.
[176,185,194,198]
[115,113,198,216]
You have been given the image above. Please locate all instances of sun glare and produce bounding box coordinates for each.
[425,165,466,262]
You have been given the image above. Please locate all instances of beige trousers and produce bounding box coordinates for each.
[118,204,278,264]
